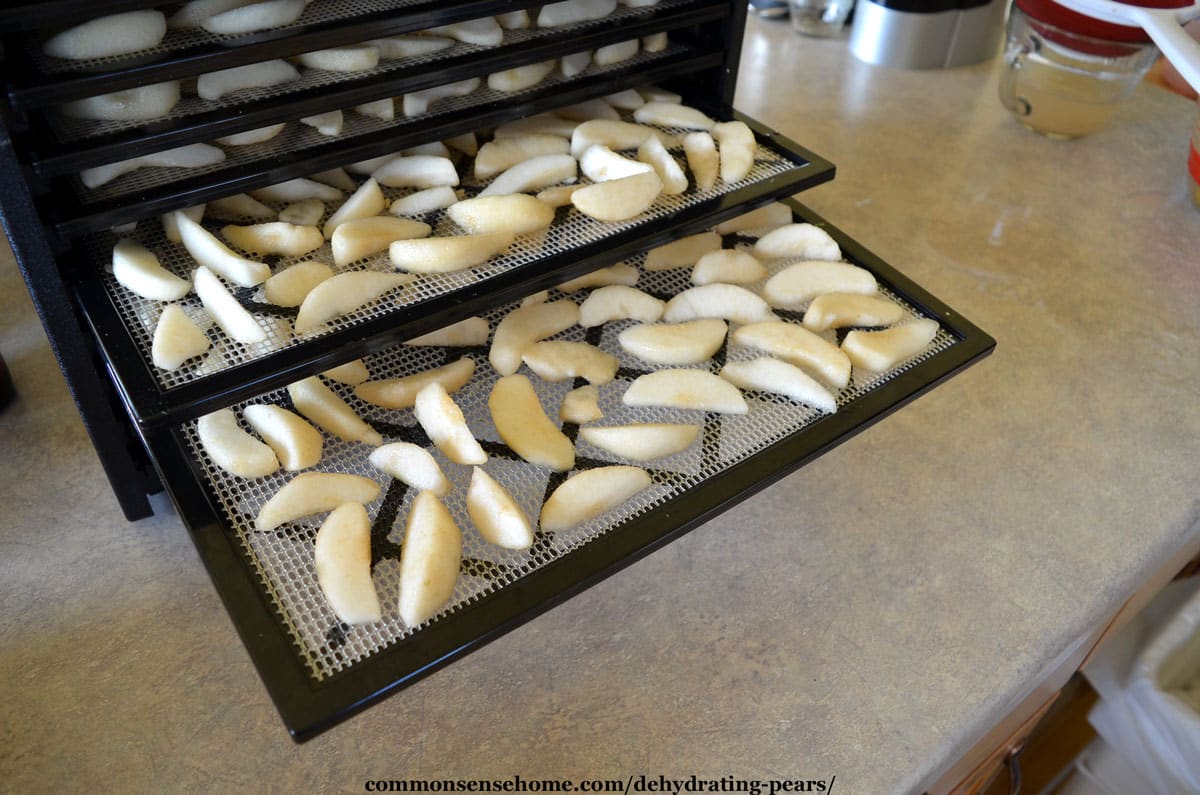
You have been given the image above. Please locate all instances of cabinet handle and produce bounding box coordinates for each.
[1005,741,1026,795]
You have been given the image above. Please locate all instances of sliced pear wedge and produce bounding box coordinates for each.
[571,171,662,222]
[402,77,481,117]
[397,491,463,627]
[255,472,381,533]
[637,135,688,195]
[762,261,877,308]
[540,465,651,531]
[372,156,460,189]
[369,35,454,58]
[594,39,638,65]
[720,358,837,414]
[538,0,618,26]
[535,184,583,207]
[175,211,270,287]
[622,369,747,414]
[405,317,489,347]
[479,153,577,197]
[490,299,580,375]
[579,145,654,183]
[196,408,279,478]
[474,135,570,180]
[578,285,664,327]
[214,123,286,146]
[489,374,574,471]
[691,249,766,285]
[113,239,191,301]
[314,503,382,625]
[152,305,210,370]
[294,271,412,335]
[278,199,325,226]
[220,222,323,257]
[712,120,756,183]
[162,205,205,244]
[193,266,267,344]
[753,223,842,261]
[617,318,727,366]
[355,356,475,410]
[569,119,669,158]
[682,132,718,191]
[44,11,167,60]
[323,178,385,238]
[389,187,460,216]
[644,231,722,271]
[802,293,905,332]
[197,59,299,100]
[62,82,179,121]
[560,384,603,424]
[842,319,939,373]
[288,377,383,446]
[251,178,342,203]
[80,144,225,189]
[466,467,534,550]
[201,0,305,34]
[557,263,638,292]
[321,359,369,385]
[311,168,357,191]
[731,321,852,389]
[662,284,775,324]
[446,194,555,235]
[714,202,793,235]
[207,192,275,221]
[368,442,451,496]
[413,382,487,466]
[579,423,700,461]
[633,102,716,130]
[494,113,577,139]
[297,44,380,72]
[242,403,323,471]
[487,60,556,92]
[427,16,503,45]
[332,216,432,267]
[263,261,333,307]
[522,341,618,385]
[300,110,344,137]
[388,231,514,273]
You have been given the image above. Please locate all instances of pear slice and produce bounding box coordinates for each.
[405,318,489,347]
[370,36,454,58]
[692,250,767,285]
[569,119,670,158]
[175,211,270,287]
[208,193,275,221]
[311,168,357,191]
[579,145,654,183]
[263,261,333,307]
[594,39,638,65]
[720,357,837,413]
[294,271,412,334]
[490,299,580,375]
[571,171,662,222]
[242,403,323,471]
[193,266,266,344]
[841,319,939,373]
[314,503,382,624]
[763,261,877,308]
[397,491,463,626]
[369,442,451,496]
[80,144,225,190]
[372,156,460,189]
[466,467,533,550]
[348,154,397,175]
[714,202,793,235]
[538,0,618,26]
[642,31,669,51]
[297,45,380,72]
[540,466,651,531]
[603,89,646,110]
[444,132,478,156]
[487,60,556,92]
[446,195,555,235]
[579,423,700,461]
[255,472,381,533]
[534,184,583,207]
[162,205,205,244]
[220,222,323,257]
[497,9,531,28]
[197,60,300,101]
[478,154,578,197]
[427,16,503,45]
[402,77,481,116]
[474,135,570,180]
[251,178,342,203]
[637,136,688,195]
[712,120,756,183]
[152,305,210,370]
[557,263,638,292]
[802,293,905,332]
[201,0,306,34]
[560,385,603,424]
[322,359,369,385]
[639,85,682,104]
[112,239,191,300]
[355,356,475,410]
[557,99,622,122]
[278,199,325,226]
[390,187,460,216]
[578,285,664,327]
[731,321,852,389]
[332,216,432,267]
[323,178,385,237]
[633,102,716,130]
[622,369,747,414]
[489,374,574,471]
[300,110,343,137]
[644,231,722,271]
[43,10,166,59]
[753,223,842,261]
[214,123,286,146]
[413,382,487,466]
[522,341,618,385]
[287,377,383,446]
[494,114,578,139]
[389,232,514,274]
[170,0,254,29]
[617,318,727,365]
[682,132,718,191]
[662,284,776,324]
[196,408,279,478]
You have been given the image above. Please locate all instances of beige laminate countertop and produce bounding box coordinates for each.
[3,15,1199,795]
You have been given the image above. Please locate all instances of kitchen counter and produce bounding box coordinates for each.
[3,16,1199,794]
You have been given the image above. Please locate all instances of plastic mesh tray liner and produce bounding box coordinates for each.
[51,1,694,143]
[89,132,805,392]
[179,240,959,682]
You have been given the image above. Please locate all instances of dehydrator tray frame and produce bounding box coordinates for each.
[75,107,837,429]
[139,199,995,740]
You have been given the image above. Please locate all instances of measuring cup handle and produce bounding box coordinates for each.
[1132,7,1200,95]
[999,42,1033,117]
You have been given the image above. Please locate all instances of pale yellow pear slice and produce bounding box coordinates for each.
[841,319,939,373]
[802,293,905,332]
[731,321,851,389]
[197,408,279,478]
[559,385,603,424]
[278,199,325,226]
[494,113,577,139]
[389,187,460,216]
[214,123,286,146]
[170,0,254,29]
[662,284,776,324]
[300,110,343,137]
[642,30,669,51]
[633,102,716,130]
[310,168,357,191]
[287,377,383,446]
[251,178,342,203]
[370,35,453,58]
[332,216,433,267]
[152,305,210,370]
[446,195,555,235]
[446,132,480,156]
[162,204,205,243]
[405,317,489,347]
[62,81,180,121]
[474,135,570,180]
[538,0,617,26]
[578,285,664,327]
[579,145,654,183]
[321,359,369,385]
[323,178,385,237]
[617,318,727,365]
[466,467,533,550]
[579,423,699,461]
[44,10,166,60]
[540,465,651,531]
[682,132,718,191]
[639,85,681,103]
[479,154,577,197]
[569,119,669,158]
[81,143,225,189]
[255,472,381,533]
[603,88,645,110]
[489,299,580,375]
[712,120,756,183]
[763,261,877,307]
[397,491,463,626]
[427,16,503,45]
[720,357,837,414]
[113,239,191,300]
[522,341,618,385]
[534,184,583,207]
[557,99,620,122]
[622,369,747,414]
[692,250,767,285]
[413,382,486,465]
[389,232,514,273]
[401,77,481,116]
[197,60,300,100]
[753,223,841,261]
[263,261,333,307]
[201,0,305,34]
[220,222,323,257]
[242,403,323,471]
[644,231,721,271]
[593,39,638,65]
[314,503,382,625]
[489,375,574,471]
[296,45,380,72]
[571,171,662,222]
[355,356,475,410]
[207,192,275,220]
[175,211,270,287]
[714,202,793,235]
[497,9,530,28]
[294,271,412,334]
[368,442,451,496]
[193,266,267,344]
[637,135,688,195]
[487,60,556,92]
[372,156,460,189]
[557,263,638,292]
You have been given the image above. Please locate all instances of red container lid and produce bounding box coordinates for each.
[1017,0,1189,46]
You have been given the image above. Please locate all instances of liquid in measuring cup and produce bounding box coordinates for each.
[1009,51,1128,138]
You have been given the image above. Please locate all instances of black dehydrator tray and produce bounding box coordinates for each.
[139,199,994,740]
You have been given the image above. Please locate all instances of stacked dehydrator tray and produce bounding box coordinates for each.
[0,0,994,739]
